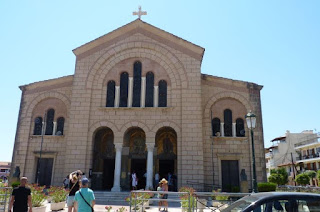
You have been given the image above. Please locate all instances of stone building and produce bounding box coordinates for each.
[11,19,266,191]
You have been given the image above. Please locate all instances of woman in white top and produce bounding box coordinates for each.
[131,171,138,190]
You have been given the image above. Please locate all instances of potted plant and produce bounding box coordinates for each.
[179,187,196,212]
[48,186,68,211]
[29,184,47,212]
[125,192,152,211]
[105,205,113,212]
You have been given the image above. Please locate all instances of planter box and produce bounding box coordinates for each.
[32,205,47,212]
[50,202,66,211]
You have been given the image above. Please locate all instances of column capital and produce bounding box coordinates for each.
[114,143,123,151]
[146,144,155,152]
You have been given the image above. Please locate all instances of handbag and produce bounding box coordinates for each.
[79,191,94,212]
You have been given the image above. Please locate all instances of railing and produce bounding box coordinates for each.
[186,181,220,192]
[193,192,250,212]
[294,139,320,148]
[130,190,191,212]
[296,153,320,161]
[130,190,250,212]
[278,185,320,193]
[0,187,12,212]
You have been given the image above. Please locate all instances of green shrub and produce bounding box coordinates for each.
[11,181,20,188]
[305,170,316,179]
[317,170,320,183]
[268,168,288,185]
[295,173,310,186]
[231,186,240,193]
[258,182,276,192]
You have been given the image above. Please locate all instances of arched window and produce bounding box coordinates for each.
[224,109,232,137]
[106,80,115,107]
[145,72,154,107]
[158,80,167,107]
[236,118,245,137]
[56,117,65,135]
[33,117,43,135]
[119,72,129,107]
[45,109,55,135]
[132,61,142,107]
[212,118,221,136]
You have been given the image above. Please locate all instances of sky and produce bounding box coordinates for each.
[1,1,319,161]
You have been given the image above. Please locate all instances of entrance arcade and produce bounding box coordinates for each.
[155,127,177,190]
[91,127,115,190]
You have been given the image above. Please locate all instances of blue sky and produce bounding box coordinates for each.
[1,1,319,161]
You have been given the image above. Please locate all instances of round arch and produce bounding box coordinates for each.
[91,127,115,190]
[25,91,70,117]
[203,91,253,118]
[119,121,153,140]
[85,41,188,90]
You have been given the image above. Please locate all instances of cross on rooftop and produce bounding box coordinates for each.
[133,6,147,19]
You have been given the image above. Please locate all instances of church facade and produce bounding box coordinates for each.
[11,19,266,191]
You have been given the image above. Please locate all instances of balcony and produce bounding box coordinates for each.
[296,153,320,163]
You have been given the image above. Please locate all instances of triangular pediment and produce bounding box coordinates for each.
[73,19,205,61]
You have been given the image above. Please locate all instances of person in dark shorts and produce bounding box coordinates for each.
[67,174,80,212]
[8,176,32,212]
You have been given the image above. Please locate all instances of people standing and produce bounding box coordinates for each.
[168,172,173,191]
[157,182,163,211]
[8,176,32,212]
[131,171,138,190]
[74,178,95,212]
[160,178,169,212]
[67,174,81,212]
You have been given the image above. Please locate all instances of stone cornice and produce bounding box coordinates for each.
[72,19,205,61]
[19,75,74,93]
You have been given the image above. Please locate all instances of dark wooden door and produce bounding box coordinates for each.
[103,159,115,190]
[221,160,239,192]
[36,158,53,187]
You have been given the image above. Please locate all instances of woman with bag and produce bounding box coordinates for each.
[67,175,80,212]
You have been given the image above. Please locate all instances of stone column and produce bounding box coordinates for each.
[232,123,236,137]
[146,144,154,190]
[220,123,225,137]
[115,86,120,107]
[128,77,133,107]
[53,121,57,135]
[154,86,159,107]
[141,77,146,107]
[111,143,122,192]
[42,121,46,135]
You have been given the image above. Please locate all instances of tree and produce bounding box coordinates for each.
[305,170,316,185]
[268,168,288,185]
[295,173,310,186]
[316,170,320,186]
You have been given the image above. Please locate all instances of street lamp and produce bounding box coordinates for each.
[245,111,258,193]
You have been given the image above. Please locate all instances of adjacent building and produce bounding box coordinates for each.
[265,130,319,185]
[11,19,266,191]
[0,162,11,180]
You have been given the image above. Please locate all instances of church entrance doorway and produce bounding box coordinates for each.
[123,127,147,190]
[91,127,115,190]
[156,127,177,191]
[221,160,240,192]
[103,159,115,190]
[131,159,146,189]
